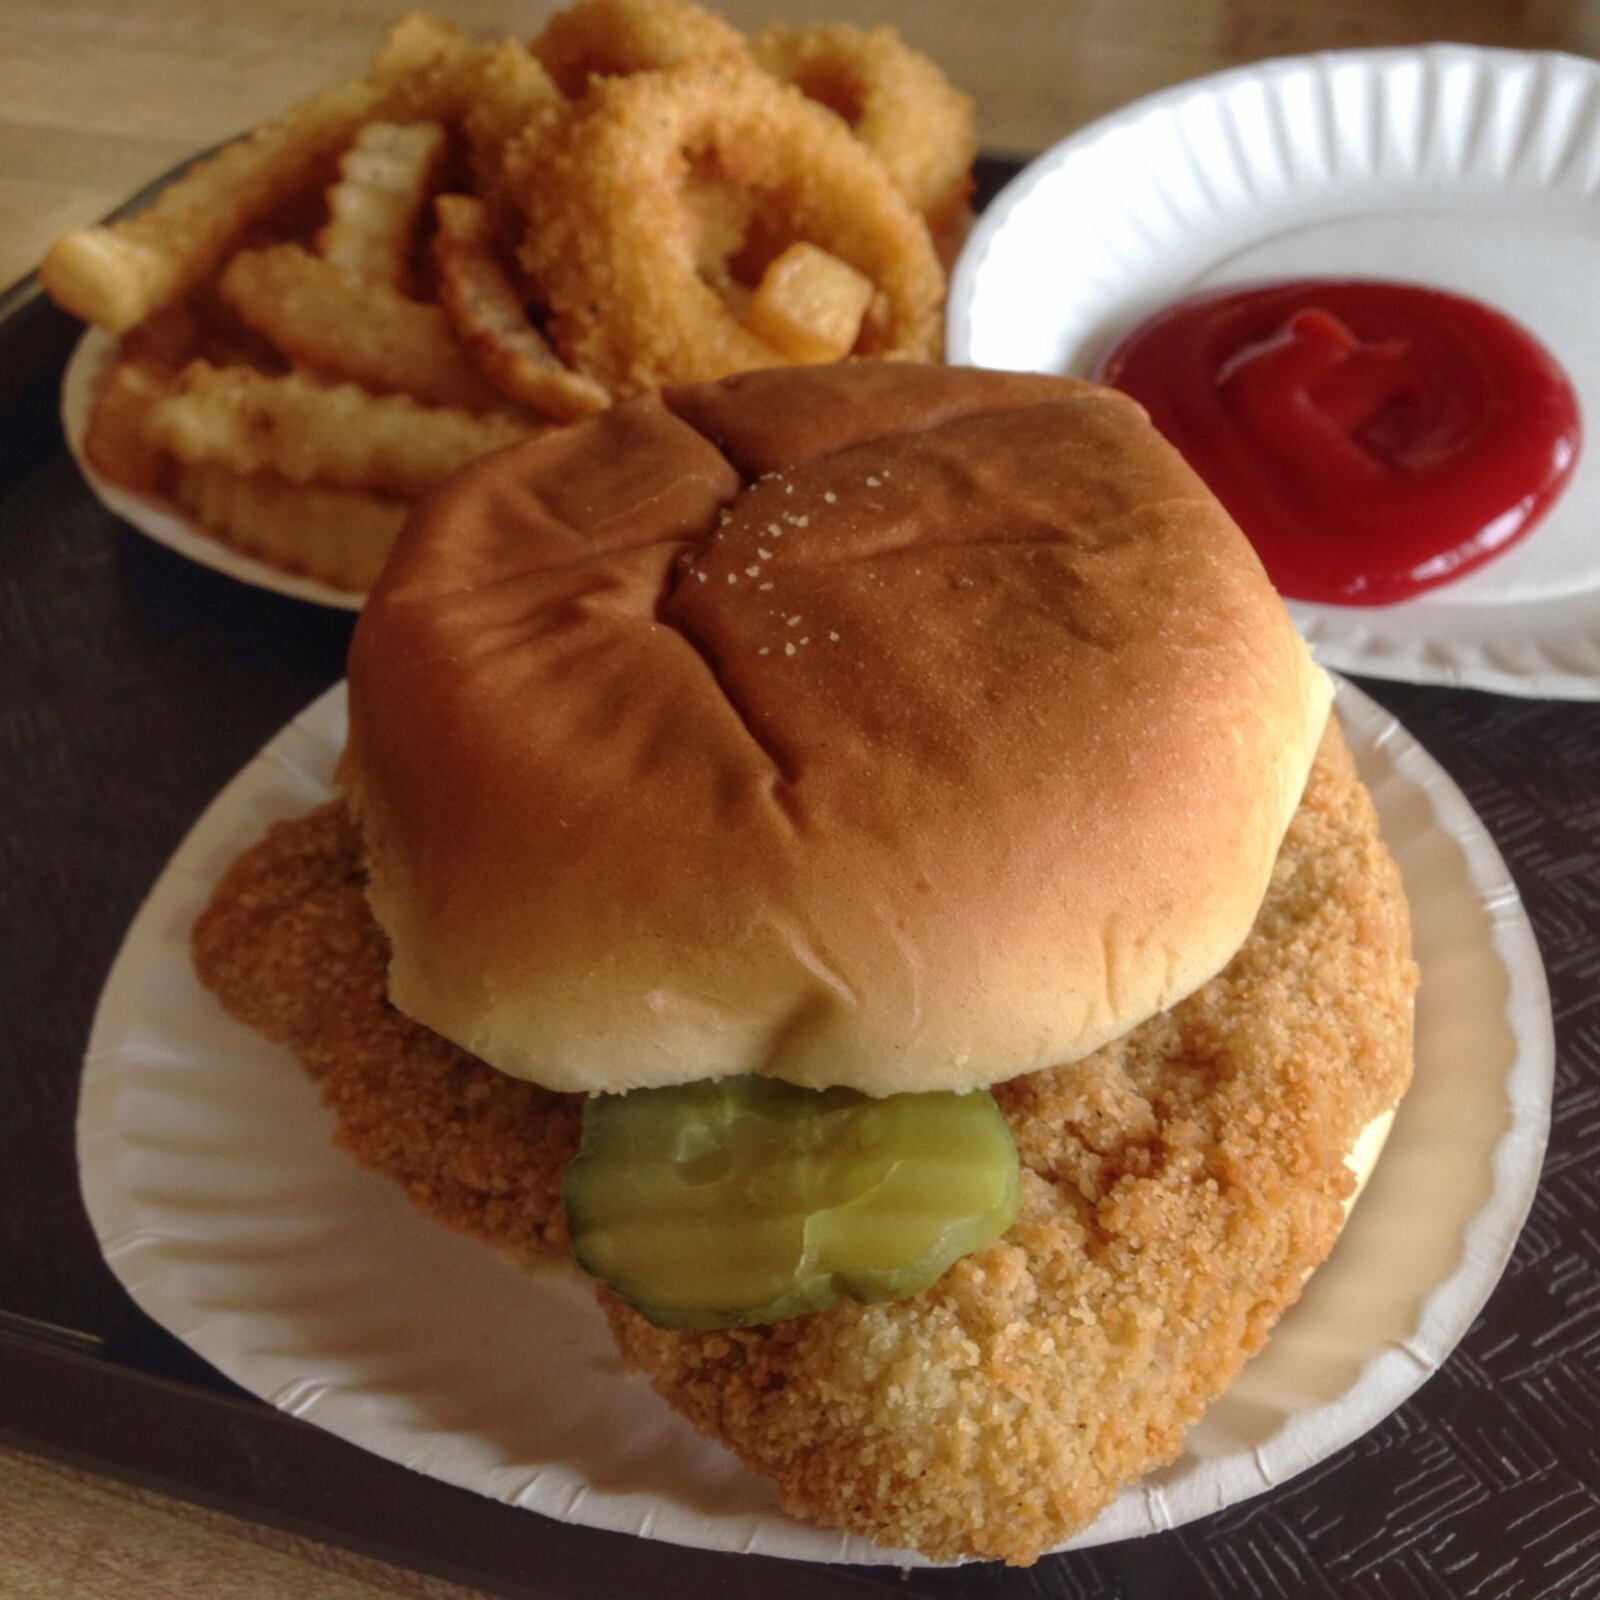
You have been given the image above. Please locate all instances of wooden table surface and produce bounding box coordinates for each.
[3,1,1598,1596]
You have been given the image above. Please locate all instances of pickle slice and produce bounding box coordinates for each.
[562,1076,1020,1330]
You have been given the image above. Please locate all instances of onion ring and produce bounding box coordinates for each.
[751,23,975,230]
[516,60,945,391]
[531,0,750,98]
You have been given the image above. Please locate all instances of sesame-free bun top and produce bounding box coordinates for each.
[343,363,1332,1096]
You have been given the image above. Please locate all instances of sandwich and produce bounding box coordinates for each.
[193,360,1416,1564]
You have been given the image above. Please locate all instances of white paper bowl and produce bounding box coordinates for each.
[76,679,1552,1563]
[949,46,1600,698]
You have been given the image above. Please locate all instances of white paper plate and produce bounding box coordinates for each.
[62,327,364,611]
[949,46,1600,697]
[77,679,1552,1564]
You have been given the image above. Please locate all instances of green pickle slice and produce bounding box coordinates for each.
[562,1076,1021,1330]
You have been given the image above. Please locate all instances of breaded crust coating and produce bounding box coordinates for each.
[191,802,581,1256]
[513,60,945,390]
[190,717,1413,1564]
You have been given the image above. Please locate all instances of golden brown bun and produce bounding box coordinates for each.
[343,363,1331,1095]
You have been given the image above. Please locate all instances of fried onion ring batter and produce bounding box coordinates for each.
[513,60,945,390]
[532,0,750,97]
[752,22,975,230]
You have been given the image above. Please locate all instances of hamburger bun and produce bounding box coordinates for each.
[342,363,1331,1095]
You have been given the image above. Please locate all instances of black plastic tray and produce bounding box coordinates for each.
[3,157,1599,1600]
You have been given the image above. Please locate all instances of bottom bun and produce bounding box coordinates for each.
[192,713,1415,1566]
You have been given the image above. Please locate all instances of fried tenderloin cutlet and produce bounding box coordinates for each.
[191,800,583,1257]
[191,716,1415,1565]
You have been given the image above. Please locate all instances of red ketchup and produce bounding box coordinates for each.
[1093,280,1581,605]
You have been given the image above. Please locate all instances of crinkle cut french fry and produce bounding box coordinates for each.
[172,462,408,593]
[120,303,201,373]
[743,242,874,365]
[433,195,608,422]
[83,360,176,495]
[148,361,532,497]
[317,121,449,292]
[219,243,506,412]
[40,77,382,334]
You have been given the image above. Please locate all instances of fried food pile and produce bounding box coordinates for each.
[192,720,1415,1565]
[43,0,973,592]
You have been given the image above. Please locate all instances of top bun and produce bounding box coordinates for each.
[343,363,1331,1096]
